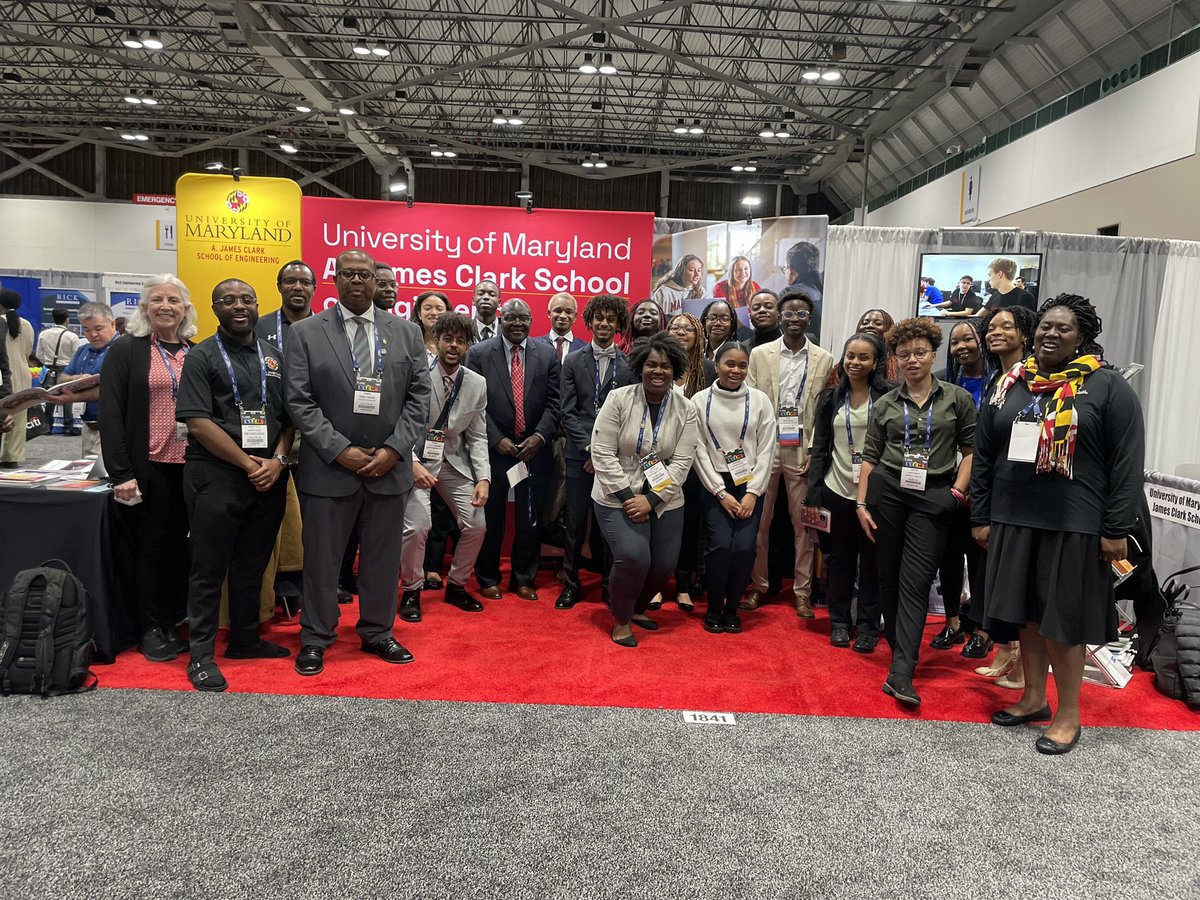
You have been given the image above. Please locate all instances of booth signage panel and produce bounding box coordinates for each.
[302,197,654,332]
[38,288,93,328]
[1146,484,1200,530]
[175,173,303,337]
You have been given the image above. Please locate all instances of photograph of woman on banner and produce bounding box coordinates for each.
[653,254,706,317]
[713,256,761,309]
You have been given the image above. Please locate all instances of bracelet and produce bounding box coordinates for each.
[855,501,868,509]
[950,487,967,505]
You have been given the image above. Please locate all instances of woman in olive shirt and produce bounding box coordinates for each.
[856,318,978,708]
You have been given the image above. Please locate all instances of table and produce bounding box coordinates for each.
[0,485,138,663]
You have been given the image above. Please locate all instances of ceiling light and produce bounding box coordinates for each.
[802,69,821,81]
[122,30,143,49]
[774,124,791,138]
[742,196,760,206]
[338,106,355,115]
[124,94,141,104]
[371,46,390,57]
[688,121,704,135]
[133,134,149,142]
[141,93,158,106]
[581,159,595,169]
[579,53,598,75]
[672,119,688,134]
[280,142,297,153]
[598,53,617,75]
[442,150,457,158]
[430,148,444,157]
[295,104,311,113]
[204,162,224,171]
[120,133,137,140]
[758,124,774,138]
[595,158,608,169]
[352,41,371,56]
[142,30,164,50]
[491,108,507,125]
[731,165,744,172]
[507,110,524,125]
[821,69,842,82]
[744,164,757,172]
[390,182,407,193]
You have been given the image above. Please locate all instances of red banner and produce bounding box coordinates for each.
[301,197,654,336]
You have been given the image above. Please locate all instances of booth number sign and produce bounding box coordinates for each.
[682,710,737,726]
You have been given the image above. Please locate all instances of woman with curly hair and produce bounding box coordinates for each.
[713,256,760,309]
[653,254,705,317]
[971,294,1143,754]
[856,317,978,708]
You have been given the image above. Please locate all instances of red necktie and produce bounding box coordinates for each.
[511,345,525,434]
[556,336,567,362]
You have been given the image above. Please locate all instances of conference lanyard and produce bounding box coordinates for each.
[334,306,383,376]
[151,334,188,398]
[636,391,670,456]
[789,355,810,407]
[215,334,268,413]
[844,393,873,456]
[426,368,463,431]
[276,310,283,348]
[705,389,750,452]
[593,351,616,412]
[902,399,934,454]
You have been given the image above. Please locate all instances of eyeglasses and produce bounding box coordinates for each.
[337,269,376,282]
[215,294,257,307]
[781,310,811,321]
[705,314,732,324]
[668,324,696,335]
[895,349,933,361]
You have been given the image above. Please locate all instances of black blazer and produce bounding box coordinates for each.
[805,381,895,507]
[464,336,560,471]
[560,345,631,465]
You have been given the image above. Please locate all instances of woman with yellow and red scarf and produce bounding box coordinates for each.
[970,294,1144,755]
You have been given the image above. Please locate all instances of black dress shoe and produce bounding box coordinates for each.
[295,645,324,676]
[722,612,743,634]
[445,583,484,612]
[961,633,994,659]
[991,704,1053,727]
[610,628,637,648]
[703,615,725,634]
[361,637,414,664]
[930,625,968,650]
[225,639,290,659]
[399,590,422,622]
[852,633,879,654]
[630,614,659,631]
[336,587,354,605]
[424,576,444,592]
[882,673,921,707]
[555,586,580,609]
[830,625,852,648]
[1036,727,1082,755]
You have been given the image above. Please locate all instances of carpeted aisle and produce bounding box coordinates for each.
[98,573,1198,730]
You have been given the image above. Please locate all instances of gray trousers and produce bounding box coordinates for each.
[299,487,408,647]
[400,464,486,591]
[594,504,684,625]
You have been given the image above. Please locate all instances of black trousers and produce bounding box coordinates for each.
[562,467,610,595]
[701,480,762,617]
[939,504,985,622]
[867,468,957,679]
[183,460,287,661]
[825,490,881,635]
[675,470,705,590]
[476,452,549,588]
[118,460,189,634]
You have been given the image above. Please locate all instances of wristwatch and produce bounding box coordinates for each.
[716,489,728,500]
[275,453,290,466]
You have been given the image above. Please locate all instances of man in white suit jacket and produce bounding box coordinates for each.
[398,313,492,621]
[745,286,834,618]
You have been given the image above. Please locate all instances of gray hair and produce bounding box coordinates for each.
[126,273,198,340]
[77,302,115,323]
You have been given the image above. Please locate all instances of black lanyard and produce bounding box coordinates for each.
[215,335,267,412]
[705,389,749,452]
[427,368,463,431]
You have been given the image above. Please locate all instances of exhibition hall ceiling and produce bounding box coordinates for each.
[1,0,1195,210]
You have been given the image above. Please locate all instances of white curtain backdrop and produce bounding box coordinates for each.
[822,226,924,353]
[1145,241,1200,474]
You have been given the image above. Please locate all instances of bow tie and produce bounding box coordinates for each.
[594,347,616,360]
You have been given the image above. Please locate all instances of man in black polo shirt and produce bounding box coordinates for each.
[176,278,294,692]
[255,259,316,352]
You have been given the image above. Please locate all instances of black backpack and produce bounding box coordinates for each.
[0,560,97,696]
[1149,564,1200,709]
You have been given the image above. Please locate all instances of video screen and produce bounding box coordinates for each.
[916,253,1043,318]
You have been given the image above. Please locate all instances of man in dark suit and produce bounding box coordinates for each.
[538,292,588,364]
[465,298,560,600]
[283,249,430,675]
[556,295,630,609]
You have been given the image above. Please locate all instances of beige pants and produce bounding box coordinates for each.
[81,423,102,458]
[751,461,815,599]
[1,410,27,463]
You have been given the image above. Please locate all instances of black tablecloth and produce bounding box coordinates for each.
[0,486,138,663]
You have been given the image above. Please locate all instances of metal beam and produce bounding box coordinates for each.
[0,144,90,196]
[0,141,81,185]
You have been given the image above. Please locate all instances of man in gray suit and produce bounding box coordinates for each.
[284,248,430,675]
[398,312,491,621]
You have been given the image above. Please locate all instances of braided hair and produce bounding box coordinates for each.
[670,311,708,398]
[1035,293,1104,359]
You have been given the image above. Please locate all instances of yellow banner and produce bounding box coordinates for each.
[175,173,303,337]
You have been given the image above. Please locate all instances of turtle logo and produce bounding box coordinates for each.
[226,190,250,213]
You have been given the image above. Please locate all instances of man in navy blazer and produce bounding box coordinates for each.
[284,249,430,675]
[465,298,560,600]
[556,295,630,609]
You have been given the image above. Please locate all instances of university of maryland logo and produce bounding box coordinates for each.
[264,355,280,371]
[226,189,249,213]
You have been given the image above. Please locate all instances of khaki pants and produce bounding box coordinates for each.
[1,410,27,464]
[751,461,815,599]
[81,423,102,458]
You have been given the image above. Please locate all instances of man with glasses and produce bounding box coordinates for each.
[256,260,316,352]
[465,298,561,601]
[284,249,430,676]
[176,279,294,691]
[745,286,834,617]
[373,262,399,314]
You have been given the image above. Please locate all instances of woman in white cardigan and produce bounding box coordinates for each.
[691,342,777,633]
[590,333,700,647]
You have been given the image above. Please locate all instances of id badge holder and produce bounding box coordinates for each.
[175,421,189,442]
[778,405,801,447]
[353,375,382,415]
[900,451,928,491]
[640,451,674,492]
[1008,419,1041,463]
[851,451,863,484]
[241,408,269,449]
[423,428,446,462]
[724,448,753,486]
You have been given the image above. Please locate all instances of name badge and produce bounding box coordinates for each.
[640,451,673,492]
[353,375,382,415]
[241,408,269,449]
[175,421,189,442]
[900,451,928,491]
[851,451,863,485]
[778,405,801,447]
[1008,420,1041,463]
[423,428,446,462]
[724,448,753,486]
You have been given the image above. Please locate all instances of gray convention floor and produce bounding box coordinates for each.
[0,689,1197,900]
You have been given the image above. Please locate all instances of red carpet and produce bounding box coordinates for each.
[99,573,1199,730]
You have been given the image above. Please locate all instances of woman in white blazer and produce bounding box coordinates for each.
[691,342,777,633]
[590,332,700,647]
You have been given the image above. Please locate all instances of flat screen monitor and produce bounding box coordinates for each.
[915,252,1043,318]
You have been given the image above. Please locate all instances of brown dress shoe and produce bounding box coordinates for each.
[795,596,815,619]
[739,590,762,611]
[513,585,538,601]
[478,586,503,600]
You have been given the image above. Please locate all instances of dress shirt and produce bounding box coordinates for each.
[550,330,576,362]
[475,318,498,342]
[339,301,376,368]
[502,336,528,373]
[778,340,810,408]
[592,340,616,384]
